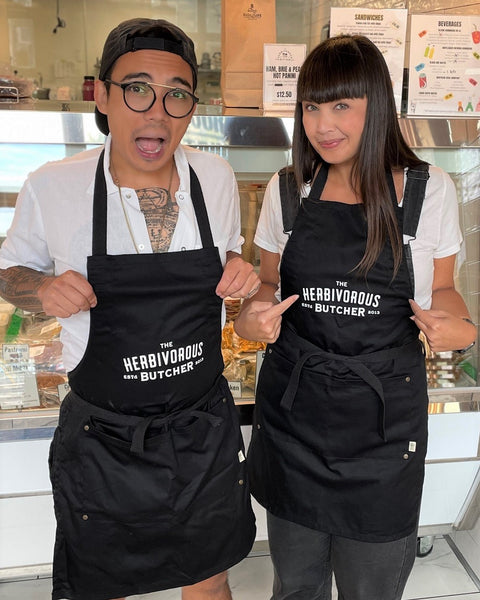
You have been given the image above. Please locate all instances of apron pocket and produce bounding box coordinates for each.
[255,347,322,445]
[73,392,244,522]
[293,368,427,459]
[79,426,173,520]
[257,346,428,460]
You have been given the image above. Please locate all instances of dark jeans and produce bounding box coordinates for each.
[267,512,417,600]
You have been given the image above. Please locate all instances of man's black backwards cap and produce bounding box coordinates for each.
[95,18,198,135]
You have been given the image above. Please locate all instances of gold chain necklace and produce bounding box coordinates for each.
[110,161,175,254]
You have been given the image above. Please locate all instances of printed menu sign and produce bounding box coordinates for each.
[408,14,480,116]
[0,343,40,409]
[263,44,306,111]
[330,7,408,114]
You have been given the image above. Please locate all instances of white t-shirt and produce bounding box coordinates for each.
[0,137,243,371]
[254,165,462,308]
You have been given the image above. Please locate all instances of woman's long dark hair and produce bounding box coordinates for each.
[292,34,422,277]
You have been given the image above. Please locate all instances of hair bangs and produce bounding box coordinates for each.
[298,44,367,105]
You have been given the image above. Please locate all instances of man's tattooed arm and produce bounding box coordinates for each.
[0,266,49,312]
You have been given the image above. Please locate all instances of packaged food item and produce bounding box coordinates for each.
[0,73,34,103]
[55,86,72,100]
[421,333,463,388]
[222,298,266,398]
[0,302,15,340]
[36,371,68,407]
[0,308,67,410]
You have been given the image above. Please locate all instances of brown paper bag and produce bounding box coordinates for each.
[221,0,276,108]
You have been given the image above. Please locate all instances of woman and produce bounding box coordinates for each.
[234,35,476,600]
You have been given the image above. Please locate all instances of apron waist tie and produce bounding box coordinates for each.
[346,360,386,442]
[131,377,225,455]
[277,335,422,442]
[277,328,421,442]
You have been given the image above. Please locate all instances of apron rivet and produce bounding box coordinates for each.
[84,424,89,431]
[82,514,89,520]
[238,479,244,485]
[222,397,227,403]
[405,376,411,382]
[268,348,272,354]
[257,424,261,429]
[403,453,409,460]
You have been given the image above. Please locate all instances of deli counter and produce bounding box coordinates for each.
[0,106,479,575]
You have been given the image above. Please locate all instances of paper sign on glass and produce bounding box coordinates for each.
[408,14,480,116]
[330,7,408,114]
[263,44,306,111]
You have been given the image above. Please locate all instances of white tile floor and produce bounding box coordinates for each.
[0,536,479,600]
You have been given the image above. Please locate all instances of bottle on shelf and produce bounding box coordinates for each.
[82,75,95,101]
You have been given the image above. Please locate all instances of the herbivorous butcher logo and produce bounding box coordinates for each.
[122,341,204,382]
[301,281,382,317]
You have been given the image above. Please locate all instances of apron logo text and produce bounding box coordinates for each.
[301,282,382,318]
[122,342,204,381]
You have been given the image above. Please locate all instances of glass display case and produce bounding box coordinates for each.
[0,107,479,408]
[0,107,479,574]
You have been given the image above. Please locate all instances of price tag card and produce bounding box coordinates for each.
[263,44,306,111]
[255,349,266,393]
[57,381,71,402]
[2,343,29,363]
[228,380,242,398]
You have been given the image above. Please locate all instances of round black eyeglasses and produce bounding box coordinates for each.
[105,80,199,118]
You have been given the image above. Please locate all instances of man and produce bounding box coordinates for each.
[0,18,258,600]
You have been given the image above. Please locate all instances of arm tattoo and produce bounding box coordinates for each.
[0,266,47,311]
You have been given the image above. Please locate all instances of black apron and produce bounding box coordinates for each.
[49,151,256,600]
[248,164,428,543]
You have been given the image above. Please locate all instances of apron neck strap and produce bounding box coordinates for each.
[307,162,329,199]
[91,151,214,255]
[92,149,107,256]
[188,165,214,248]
